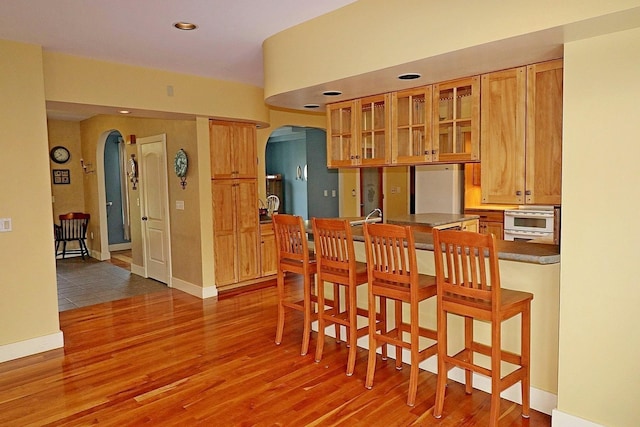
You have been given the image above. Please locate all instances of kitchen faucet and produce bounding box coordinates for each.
[365,208,382,222]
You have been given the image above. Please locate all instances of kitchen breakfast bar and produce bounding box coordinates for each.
[305,218,560,414]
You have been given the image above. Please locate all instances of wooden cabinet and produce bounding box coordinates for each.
[461,219,479,233]
[433,76,480,162]
[525,60,563,205]
[481,60,563,204]
[210,121,257,179]
[327,100,356,168]
[359,93,391,166]
[210,120,261,289]
[259,223,277,277]
[480,67,527,204]
[465,209,504,239]
[327,94,391,167]
[212,179,260,287]
[392,86,433,164]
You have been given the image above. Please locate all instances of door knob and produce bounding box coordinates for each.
[142,216,148,221]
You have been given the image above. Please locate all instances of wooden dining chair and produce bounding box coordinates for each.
[431,228,533,426]
[54,212,90,260]
[312,217,373,376]
[272,214,317,356]
[362,222,438,406]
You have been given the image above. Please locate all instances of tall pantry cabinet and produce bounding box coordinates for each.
[210,121,260,288]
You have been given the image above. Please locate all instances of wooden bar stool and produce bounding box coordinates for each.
[312,217,371,376]
[432,229,533,426]
[363,223,438,406]
[272,214,317,356]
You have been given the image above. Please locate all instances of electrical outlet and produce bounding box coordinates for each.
[332,190,336,197]
[323,190,328,197]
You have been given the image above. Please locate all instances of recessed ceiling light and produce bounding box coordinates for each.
[304,104,320,109]
[119,110,131,114]
[174,22,198,31]
[397,72,422,80]
[322,90,342,96]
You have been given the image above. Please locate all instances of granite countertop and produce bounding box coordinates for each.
[352,226,559,265]
[387,213,480,227]
[300,216,559,265]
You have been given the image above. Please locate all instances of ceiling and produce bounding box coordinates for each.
[0,0,355,120]
[3,2,640,120]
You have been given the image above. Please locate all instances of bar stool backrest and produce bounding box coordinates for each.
[272,214,310,265]
[312,218,356,280]
[363,223,417,288]
[432,229,501,312]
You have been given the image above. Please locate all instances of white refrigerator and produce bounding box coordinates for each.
[414,164,464,214]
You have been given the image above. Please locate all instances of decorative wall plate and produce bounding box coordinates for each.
[174,149,188,177]
[174,149,188,189]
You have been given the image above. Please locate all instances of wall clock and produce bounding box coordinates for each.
[50,146,70,164]
[174,149,188,189]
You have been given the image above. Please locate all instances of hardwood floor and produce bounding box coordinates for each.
[0,281,551,426]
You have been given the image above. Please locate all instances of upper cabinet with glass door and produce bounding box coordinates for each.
[432,76,480,162]
[392,86,433,164]
[326,100,357,168]
[359,93,391,166]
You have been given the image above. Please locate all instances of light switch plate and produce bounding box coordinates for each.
[176,200,185,210]
[0,218,12,232]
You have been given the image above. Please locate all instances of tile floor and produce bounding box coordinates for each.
[56,252,168,311]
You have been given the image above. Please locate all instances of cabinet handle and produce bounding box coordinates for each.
[516,190,522,196]
[350,155,355,160]
[525,190,531,195]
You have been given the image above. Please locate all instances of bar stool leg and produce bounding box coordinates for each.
[489,319,501,427]
[346,284,358,376]
[394,300,403,370]
[365,293,378,389]
[314,278,327,363]
[522,305,531,418]
[300,272,313,356]
[275,270,286,346]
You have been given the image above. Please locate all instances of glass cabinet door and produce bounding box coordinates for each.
[392,86,432,164]
[433,76,479,162]
[359,94,390,166]
[326,100,357,167]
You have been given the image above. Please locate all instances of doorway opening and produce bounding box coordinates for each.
[104,131,131,252]
[264,126,339,220]
[360,167,383,216]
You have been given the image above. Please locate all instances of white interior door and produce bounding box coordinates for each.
[139,134,171,284]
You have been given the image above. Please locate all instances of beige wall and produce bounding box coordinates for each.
[47,120,85,221]
[78,116,202,287]
[558,28,640,426]
[264,0,640,98]
[0,40,60,351]
[44,52,269,126]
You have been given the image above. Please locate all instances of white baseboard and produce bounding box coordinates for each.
[552,409,604,427]
[130,263,145,276]
[0,331,64,363]
[171,276,218,299]
[90,249,110,261]
[318,324,556,416]
[108,242,131,251]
